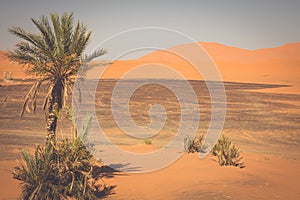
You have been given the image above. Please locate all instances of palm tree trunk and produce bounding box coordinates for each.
[46,106,58,142]
[46,80,63,142]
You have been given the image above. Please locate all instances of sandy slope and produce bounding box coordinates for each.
[0,50,29,79]
[100,42,300,93]
[103,153,300,200]
[1,42,300,94]
[1,152,299,200]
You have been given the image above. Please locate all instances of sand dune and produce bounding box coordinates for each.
[99,42,300,93]
[0,50,29,79]
[200,42,300,93]
[1,42,299,93]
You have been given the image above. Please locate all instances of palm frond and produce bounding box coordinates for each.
[50,13,63,57]
[15,41,37,55]
[70,21,82,53]
[20,78,48,117]
[43,84,54,112]
[20,81,39,117]
[61,13,73,54]
[8,49,38,66]
[31,81,42,113]
[9,26,39,47]
[31,16,55,53]
[82,48,108,63]
[75,49,109,76]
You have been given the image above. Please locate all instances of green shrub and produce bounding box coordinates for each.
[13,138,104,200]
[144,139,152,145]
[212,135,244,168]
[184,135,204,153]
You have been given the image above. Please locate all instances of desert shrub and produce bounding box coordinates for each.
[144,139,152,145]
[184,135,204,153]
[212,135,244,168]
[13,138,104,200]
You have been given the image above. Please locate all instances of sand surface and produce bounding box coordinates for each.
[103,153,300,200]
[0,80,299,199]
[0,42,299,199]
[1,153,299,200]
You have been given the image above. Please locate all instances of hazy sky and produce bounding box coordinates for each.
[1,0,299,59]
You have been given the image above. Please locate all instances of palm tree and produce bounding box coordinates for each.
[7,13,107,142]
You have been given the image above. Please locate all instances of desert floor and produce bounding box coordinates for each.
[0,79,299,199]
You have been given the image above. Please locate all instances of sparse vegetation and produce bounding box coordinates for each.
[12,106,113,199]
[184,135,204,153]
[212,135,244,168]
[13,138,105,200]
[144,139,152,145]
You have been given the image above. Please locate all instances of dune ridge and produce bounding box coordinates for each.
[1,42,299,93]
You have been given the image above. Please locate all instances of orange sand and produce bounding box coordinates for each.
[1,42,299,199]
[1,42,300,93]
[1,153,299,199]
[104,153,300,199]
[101,42,300,94]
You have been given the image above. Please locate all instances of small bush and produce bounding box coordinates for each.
[212,135,244,168]
[184,135,204,153]
[144,139,152,145]
[13,138,104,200]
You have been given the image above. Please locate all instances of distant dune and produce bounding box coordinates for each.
[0,50,29,79]
[200,42,300,88]
[1,42,300,93]
[102,42,300,93]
